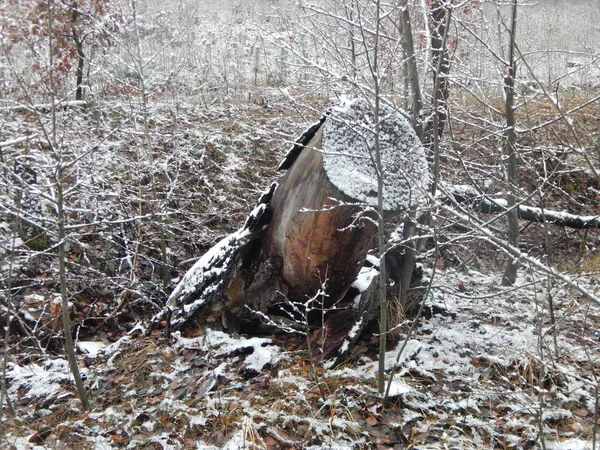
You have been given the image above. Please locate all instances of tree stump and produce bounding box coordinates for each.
[150,98,430,358]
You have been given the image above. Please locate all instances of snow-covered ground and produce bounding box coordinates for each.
[4,266,599,449]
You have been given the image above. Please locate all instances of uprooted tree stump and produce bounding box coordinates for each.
[148,98,430,359]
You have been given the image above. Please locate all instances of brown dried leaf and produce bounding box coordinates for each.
[365,416,378,427]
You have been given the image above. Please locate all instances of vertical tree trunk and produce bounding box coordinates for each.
[343,2,357,82]
[398,217,417,312]
[429,3,452,197]
[48,4,90,410]
[130,0,170,287]
[426,0,452,145]
[74,38,85,101]
[71,2,85,101]
[502,0,519,286]
[1,234,17,418]
[399,0,423,140]
[370,0,387,396]
[56,167,90,411]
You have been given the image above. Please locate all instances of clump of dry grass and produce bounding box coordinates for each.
[580,249,600,273]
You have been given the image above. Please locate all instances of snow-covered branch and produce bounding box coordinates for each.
[441,184,600,230]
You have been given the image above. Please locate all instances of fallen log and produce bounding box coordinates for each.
[442,184,600,229]
[0,135,37,148]
[6,100,88,113]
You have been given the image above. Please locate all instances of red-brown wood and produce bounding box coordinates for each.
[263,126,377,304]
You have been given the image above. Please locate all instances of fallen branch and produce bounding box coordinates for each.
[4,100,87,113]
[442,184,600,230]
[0,135,37,148]
[438,201,600,307]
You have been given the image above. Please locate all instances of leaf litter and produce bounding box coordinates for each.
[3,263,599,449]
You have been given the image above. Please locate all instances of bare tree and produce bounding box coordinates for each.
[363,0,388,394]
[1,0,116,102]
[502,0,519,286]
[399,0,423,138]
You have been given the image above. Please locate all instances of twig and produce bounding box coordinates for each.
[0,231,18,434]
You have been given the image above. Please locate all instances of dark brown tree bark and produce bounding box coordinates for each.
[73,35,85,101]
[399,0,423,139]
[502,0,519,286]
[71,2,85,101]
[424,0,452,146]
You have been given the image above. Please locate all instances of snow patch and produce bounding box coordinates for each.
[77,341,107,356]
[6,358,76,401]
[351,264,378,294]
[386,380,412,397]
[547,439,594,450]
[175,328,280,372]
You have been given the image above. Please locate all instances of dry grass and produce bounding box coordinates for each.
[580,248,600,273]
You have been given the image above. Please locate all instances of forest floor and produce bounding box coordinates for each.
[1,90,600,449]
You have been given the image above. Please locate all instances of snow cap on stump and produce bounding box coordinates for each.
[322,97,429,211]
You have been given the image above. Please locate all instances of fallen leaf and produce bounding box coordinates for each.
[365,416,378,427]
